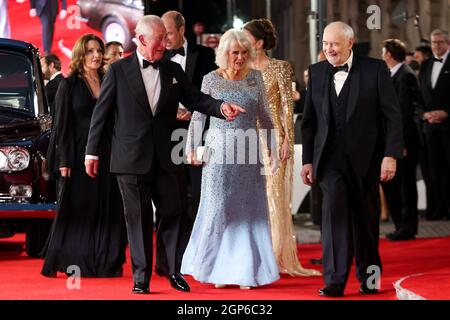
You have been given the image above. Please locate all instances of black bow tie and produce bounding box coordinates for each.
[168,47,185,58]
[434,57,444,63]
[330,64,349,75]
[143,59,159,70]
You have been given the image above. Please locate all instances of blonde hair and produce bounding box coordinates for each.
[69,34,105,77]
[215,29,255,69]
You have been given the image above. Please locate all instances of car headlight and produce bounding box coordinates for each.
[0,147,30,172]
[126,0,144,10]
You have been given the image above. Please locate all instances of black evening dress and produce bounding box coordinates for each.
[41,74,127,278]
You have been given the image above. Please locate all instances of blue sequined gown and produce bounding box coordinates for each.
[181,70,280,287]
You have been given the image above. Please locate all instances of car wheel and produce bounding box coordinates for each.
[25,220,52,258]
[101,16,134,52]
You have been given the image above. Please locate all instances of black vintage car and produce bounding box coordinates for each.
[0,38,56,257]
[77,0,144,52]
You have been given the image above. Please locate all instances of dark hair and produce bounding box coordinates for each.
[383,39,407,62]
[105,41,123,51]
[43,54,62,71]
[408,60,420,72]
[415,45,433,58]
[69,34,105,77]
[243,18,278,50]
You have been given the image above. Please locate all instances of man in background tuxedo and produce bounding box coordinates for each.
[381,39,421,240]
[40,53,63,115]
[301,22,403,297]
[84,15,245,295]
[26,0,67,55]
[161,11,217,271]
[419,29,450,221]
[162,10,216,221]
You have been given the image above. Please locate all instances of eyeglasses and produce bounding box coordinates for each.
[431,41,448,45]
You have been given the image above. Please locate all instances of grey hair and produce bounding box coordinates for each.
[215,29,255,69]
[135,15,164,39]
[431,29,450,42]
[324,21,355,40]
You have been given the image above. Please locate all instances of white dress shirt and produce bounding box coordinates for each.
[136,50,161,115]
[86,50,162,161]
[170,38,188,71]
[390,62,403,78]
[333,51,354,96]
[431,50,449,89]
[170,39,188,110]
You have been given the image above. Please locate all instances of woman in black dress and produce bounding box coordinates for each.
[42,34,126,277]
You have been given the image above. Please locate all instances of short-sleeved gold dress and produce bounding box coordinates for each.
[261,59,321,276]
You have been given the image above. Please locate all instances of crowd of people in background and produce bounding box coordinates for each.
[26,8,450,297]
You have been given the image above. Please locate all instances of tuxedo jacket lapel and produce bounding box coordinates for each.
[153,61,171,117]
[320,65,331,125]
[425,60,434,90]
[122,53,154,118]
[435,57,450,88]
[346,56,360,122]
[185,44,198,82]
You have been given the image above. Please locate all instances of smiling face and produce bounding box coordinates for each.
[83,40,103,72]
[163,17,184,50]
[227,40,249,72]
[322,25,354,66]
[431,34,450,58]
[105,44,124,64]
[139,22,167,62]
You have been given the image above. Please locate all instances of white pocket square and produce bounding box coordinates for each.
[172,78,178,84]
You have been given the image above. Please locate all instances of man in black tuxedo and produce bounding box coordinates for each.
[28,0,67,55]
[419,29,450,221]
[301,22,403,297]
[161,10,216,228]
[381,39,421,240]
[40,53,63,116]
[84,15,244,294]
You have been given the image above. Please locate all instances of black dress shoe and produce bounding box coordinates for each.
[169,273,190,292]
[386,231,415,241]
[132,282,150,294]
[310,258,323,265]
[359,282,378,295]
[318,285,344,297]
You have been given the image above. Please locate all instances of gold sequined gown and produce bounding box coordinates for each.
[261,59,321,277]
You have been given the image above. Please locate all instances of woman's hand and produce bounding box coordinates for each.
[187,151,203,166]
[59,167,71,178]
[279,138,290,162]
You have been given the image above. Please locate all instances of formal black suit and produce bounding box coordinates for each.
[382,64,420,236]
[30,0,66,54]
[419,55,450,219]
[45,72,63,116]
[164,42,217,269]
[85,52,225,285]
[302,55,403,289]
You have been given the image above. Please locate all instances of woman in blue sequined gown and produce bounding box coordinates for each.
[181,30,280,288]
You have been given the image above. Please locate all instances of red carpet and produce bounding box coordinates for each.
[9,0,102,75]
[1,234,450,300]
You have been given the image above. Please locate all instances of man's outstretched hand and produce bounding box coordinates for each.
[85,159,99,178]
[221,103,246,121]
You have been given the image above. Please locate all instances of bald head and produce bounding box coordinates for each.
[322,22,354,66]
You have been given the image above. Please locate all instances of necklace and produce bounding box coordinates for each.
[223,68,249,81]
[85,73,99,85]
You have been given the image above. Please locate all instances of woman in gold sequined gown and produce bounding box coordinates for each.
[244,19,321,277]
